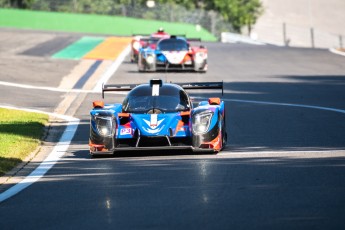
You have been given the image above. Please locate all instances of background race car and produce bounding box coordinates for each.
[130,28,170,62]
[89,79,226,156]
[138,36,207,72]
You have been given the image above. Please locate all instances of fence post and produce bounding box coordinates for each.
[73,0,78,12]
[209,11,217,37]
[283,23,287,46]
[310,27,315,48]
[339,35,343,48]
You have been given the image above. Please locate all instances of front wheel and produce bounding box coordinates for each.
[220,114,227,150]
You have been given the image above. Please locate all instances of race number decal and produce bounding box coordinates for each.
[120,128,131,135]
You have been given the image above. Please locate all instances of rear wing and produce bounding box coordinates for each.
[138,34,187,41]
[169,35,201,42]
[175,81,223,95]
[132,34,151,37]
[132,34,186,38]
[102,80,223,98]
[138,37,160,43]
[102,83,138,98]
[187,38,202,42]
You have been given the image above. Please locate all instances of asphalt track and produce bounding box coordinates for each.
[0,29,345,229]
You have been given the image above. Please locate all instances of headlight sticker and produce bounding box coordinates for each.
[96,116,114,136]
[192,111,213,134]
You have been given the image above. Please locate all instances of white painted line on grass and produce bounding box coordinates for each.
[93,44,131,92]
[0,105,80,203]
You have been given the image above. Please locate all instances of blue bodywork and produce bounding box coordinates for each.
[89,80,226,155]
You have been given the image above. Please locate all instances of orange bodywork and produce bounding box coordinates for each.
[118,113,130,117]
[174,120,185,136]
[89,140,108,152]
[180,111,191,116]
[202,131,222,151]
[183,54,192,63]
[208,98,220,105]
[93,101,104,108]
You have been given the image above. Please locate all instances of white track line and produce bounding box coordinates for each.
[194,97,345,115]
[0,80,96,93]
[225,98,345,115]
[93,44,131,92]
[0,105,80,203]
[0,44,130,95]
[329,48,345,57]
[0,80,126,95]
[1,45,131,94]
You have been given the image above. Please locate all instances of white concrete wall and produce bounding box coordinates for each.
[252,0,345,48]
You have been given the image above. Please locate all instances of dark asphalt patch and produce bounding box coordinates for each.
[20,36,81,57]
[73,60,102,89]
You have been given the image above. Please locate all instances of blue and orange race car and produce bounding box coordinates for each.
[130,28,171,62]
[89,79,226,156]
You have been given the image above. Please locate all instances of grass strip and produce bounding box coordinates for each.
[0,8,217,41]
[0,108,48,176]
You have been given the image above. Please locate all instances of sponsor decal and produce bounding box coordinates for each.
[152,84,159,96]
[120,128,131,135]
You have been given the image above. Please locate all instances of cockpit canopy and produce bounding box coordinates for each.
[122,83,191,113]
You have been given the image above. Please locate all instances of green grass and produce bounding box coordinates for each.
[0,108,48,176]
[0,8,217,41]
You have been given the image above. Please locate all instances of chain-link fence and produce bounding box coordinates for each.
[0,0,234,39]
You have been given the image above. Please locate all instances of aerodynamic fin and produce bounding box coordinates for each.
[102,83,138,98]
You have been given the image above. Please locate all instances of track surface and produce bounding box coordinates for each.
[1,29,345,229]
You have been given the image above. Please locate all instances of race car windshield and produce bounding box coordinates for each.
[157,39,188,51]
[122,85,190,113]
[141,38,160,48]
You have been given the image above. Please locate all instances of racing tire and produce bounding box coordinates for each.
[220,114,227,150]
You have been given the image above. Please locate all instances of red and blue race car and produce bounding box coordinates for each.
[130,28,170,62]
[89,79,226,156]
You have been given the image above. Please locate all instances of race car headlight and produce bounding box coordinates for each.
[133,41,140,51]
[195,52,204,63]
[146,55,155,64]
[192,111,213,134]
[95,116,114,137]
